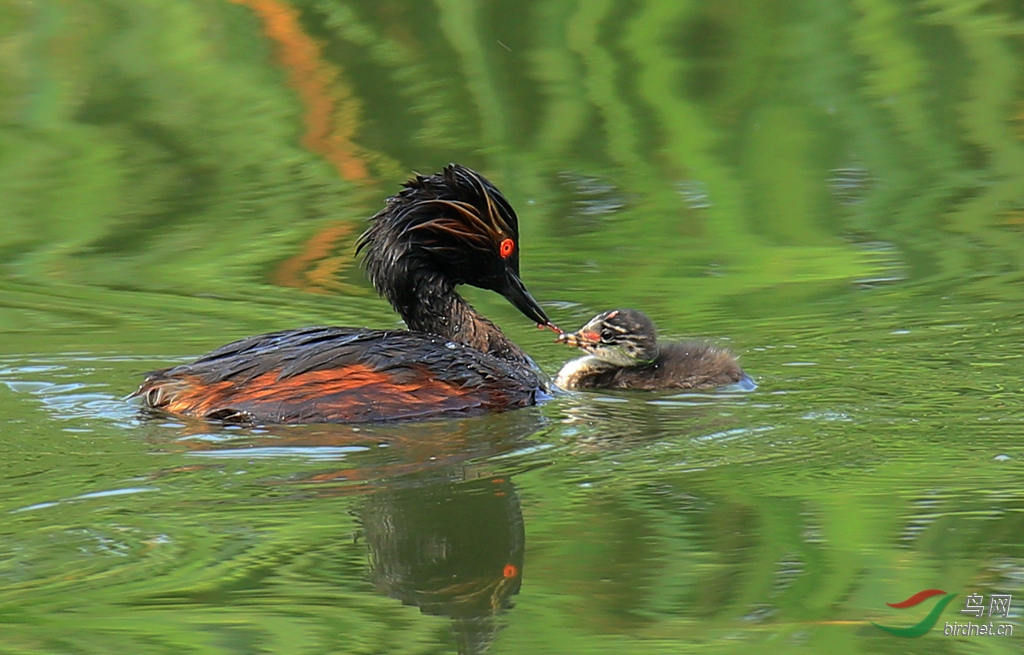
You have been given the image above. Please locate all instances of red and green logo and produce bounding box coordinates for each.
[872,589,958,637]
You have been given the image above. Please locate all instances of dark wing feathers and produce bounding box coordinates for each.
[171,327,379,382]
[137,327,543,423]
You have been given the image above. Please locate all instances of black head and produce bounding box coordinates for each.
[557,308,660,365]
[357,164,551,327]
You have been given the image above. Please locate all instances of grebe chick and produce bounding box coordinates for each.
[135,164,558,424]
[554,309,754,391]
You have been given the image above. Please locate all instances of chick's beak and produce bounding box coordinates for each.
[557,332,581,346]
[557,330,599,348]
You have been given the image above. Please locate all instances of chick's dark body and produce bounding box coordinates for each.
[564,341,747,391]
[555,309,753,391]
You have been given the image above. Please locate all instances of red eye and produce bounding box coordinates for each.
[499,238,515,258]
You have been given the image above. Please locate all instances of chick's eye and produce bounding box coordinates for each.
[499,238,515,258]
[600,329,615,340]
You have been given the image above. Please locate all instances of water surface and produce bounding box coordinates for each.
[1,1,1023,653]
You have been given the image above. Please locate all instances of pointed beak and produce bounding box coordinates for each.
[500,272,555,330]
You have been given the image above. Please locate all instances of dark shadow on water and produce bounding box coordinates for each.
[362,475,525,655]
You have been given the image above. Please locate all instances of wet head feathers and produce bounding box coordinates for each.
[357,164,521,305]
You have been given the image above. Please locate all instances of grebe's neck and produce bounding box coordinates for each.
[387,269,534,366]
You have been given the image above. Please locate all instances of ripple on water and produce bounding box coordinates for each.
[13,487,158,513]
[186,446,371,461]
[0,355,151,427]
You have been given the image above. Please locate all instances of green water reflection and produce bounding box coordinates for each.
[2,0,1023,653]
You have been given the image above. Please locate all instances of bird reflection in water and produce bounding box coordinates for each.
[361,476,525,654]
[139,412,540,654]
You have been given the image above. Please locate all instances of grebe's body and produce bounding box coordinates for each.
[139,327,547,423]
[136,165,554,424]
[555,309,753,391]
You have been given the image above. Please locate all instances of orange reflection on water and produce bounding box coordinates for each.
[272,221,357,292]
[230,0,370,183]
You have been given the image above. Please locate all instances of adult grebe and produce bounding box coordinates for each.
[135,164,557,423]
[554,309,754,391]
